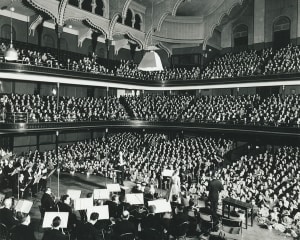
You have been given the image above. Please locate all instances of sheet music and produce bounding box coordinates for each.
[106,184,121,192]
[126,193,144,205]
[67,189,81,200]
[148,199,171,213]
[93,189,110,200]
[15,199,33,214]
[74,198,93,210]
[42,212,69,228]
[86,205,109,220]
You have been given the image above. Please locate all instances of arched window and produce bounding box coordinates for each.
[95,0,104,16]
[82,0,92,12]
[134,14,142,30]
[68,0,78,7]
[43,34,55,48]
[273,16,290,49]
[1,24,16,40]
[233,24,248,50]
[117,14,122,23]
[125,9,133,27]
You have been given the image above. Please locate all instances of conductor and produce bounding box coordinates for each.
[207,171,223,225]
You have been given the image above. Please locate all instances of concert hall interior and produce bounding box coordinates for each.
[0,0,300,240]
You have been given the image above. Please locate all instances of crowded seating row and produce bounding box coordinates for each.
[1,93,299,127]
[3,40,300,81]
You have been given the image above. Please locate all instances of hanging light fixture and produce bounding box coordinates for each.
[138,0,163,71]
[5,5,18,62]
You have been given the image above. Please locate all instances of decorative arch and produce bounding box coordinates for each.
[203,0,245,50]
[273,16,291,48]
[108,13,121,39]
[29,15,43,37]
[58,0,69,26]
[172,0,185,16]
[122,0,133,20]
[233,24,248,48]
[1,24,16,40]
[157,42,172,57]
[273,16,290,32]
[85,18,108,38]
[156,11,171,32]
[26,0,57,21]
[113,31,144,49]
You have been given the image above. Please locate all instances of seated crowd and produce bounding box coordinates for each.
[122,95,194,121]
[1,93,299,126]
[3,40,300,81]
[1,93,128,122]
[0,134,300,238]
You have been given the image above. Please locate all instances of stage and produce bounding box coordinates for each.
[1,172,292,240]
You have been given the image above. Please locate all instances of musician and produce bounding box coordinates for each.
[76,212,101,240]
[141,205,163,233]
[207,171,224,225]
[112,210,137,239]
[10,212,36,240]
[56,195,77,230]
[104,194,119,219]
[42,216,66,240]
[117,195,131,218]
[41,187,56,212]
[0,198,18,230]
[168,204,189,238]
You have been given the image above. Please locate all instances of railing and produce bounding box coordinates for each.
[5,112,29,123]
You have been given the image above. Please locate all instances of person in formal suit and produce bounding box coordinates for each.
[10,212,36,240]
[0,198,18,230]
[141,205,163,232]
[117,195,131,218]
[207,171,224,225]
[42,216,66,240]
[112,210,137,239]
[168,204,189,238]
[41,187,56,212]
[104,195,119,219]
[76,212,101,240]
[56,195,77,230]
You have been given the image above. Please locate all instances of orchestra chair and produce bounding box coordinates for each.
[198,208,214,234]
[0,223,8,240]
[118,232,135,240]
[172,221,189,240]
[219,218,243,240]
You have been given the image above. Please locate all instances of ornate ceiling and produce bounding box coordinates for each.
[0,0,247,50]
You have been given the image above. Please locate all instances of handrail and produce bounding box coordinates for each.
[1,62,300,88]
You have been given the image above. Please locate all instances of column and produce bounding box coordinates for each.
[56,24,64,67]
[253,0,265,49]
[298,0,300,44]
